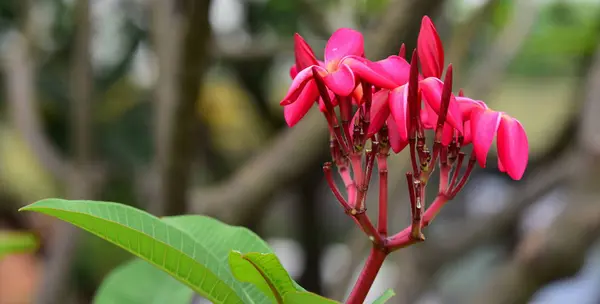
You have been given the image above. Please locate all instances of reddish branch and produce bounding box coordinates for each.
[316,52,478,304]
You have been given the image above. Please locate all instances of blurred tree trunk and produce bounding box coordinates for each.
[149,0,211,216]
[298,169,325,294]
[36,0,97,303]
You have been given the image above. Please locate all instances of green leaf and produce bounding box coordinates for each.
[0,232,38,259]
[94,259,194,304]
[372,289,395,304]
[283,291,340,304]
[20,199,273,304]
[95,214,302,304]
[229,251,297,303]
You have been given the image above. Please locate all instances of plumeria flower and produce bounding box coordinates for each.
[281,29,363,106]
[283,30,404,127]
[282,29,370,126]
[469,103,529,180]
[417,16,445,79]
[277,19,531,297]
[387,17,462,148]
[416,78,529,180]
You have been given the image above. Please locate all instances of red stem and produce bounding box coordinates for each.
[339,165,357,209]
[340,96,353,144]
[353,211,384,245]
[421,194,449,227]
[447,152,465,191]
[377,154,388,236]
[323,163,351,211]
[387,229,419,251]
[347,248,388,304]
[350,154,365,209]
[389,194,449,250]
[312,68,350,153]
[450,154,476,197]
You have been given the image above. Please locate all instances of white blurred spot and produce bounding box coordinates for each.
[465,175,513,217]
[519,189,567,234]
[267,238,305,279]
[321,243,352,287]
[210,0,244,34]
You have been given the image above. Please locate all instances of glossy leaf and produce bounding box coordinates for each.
[229,252,297,303]
[283,291,340,304]
[94,259,194,304]
[94,214,306,304]
[20,199,275,303]
[0,232,38,259]
[372,289,396,304]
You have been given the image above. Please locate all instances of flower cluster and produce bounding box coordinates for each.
[280,16,529,304]
[281,16,528,181]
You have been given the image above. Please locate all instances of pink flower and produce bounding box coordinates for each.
[281,29,363,106]
[419,77,464,134]
[417,16,444,79]
[349,90,390,139]
[470,107,528,180]
[281,29,365,126]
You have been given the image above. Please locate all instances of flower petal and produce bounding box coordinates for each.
[317,89,337,113]
[325,28,364,63]
[419,77,463,133]
[421,101,437,129]
[343,56,398,90]
[389,85,409,141]
[441,123,454,146]
[323,64,356,96]
[373,56,410,86]
[498,156,506,173]
[280,66,315,105]
[294,33,319,70]
[497,115,529,180]
[283,80,319,126]
[417,16,444,78]
[367,90,391,137]
[456,96,487,120]
[462,121,473,145]
[290,64,298,79]
[351,85,363,104]
[387,116,409,153]
[471,108,501,168]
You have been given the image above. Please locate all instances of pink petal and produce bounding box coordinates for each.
[388,85,409,141]
[294,33,319,70]
[471,108,501,168]
[317,89,337,113]
[419,77,463,133]
[290,64,298,79]
[441,123,454,146]
[463,122,473,145]
[280,66,315,105]
[367,90,391,137]
[284,80,319,126]
[417,16,444,78]
[421,102,437,129]
[387,116,409,153]
[351,85,363,104]
[456,96,487,120]
[323,63,356,96]
[497,116,529,180]
[342,56,398,90]
[398,43,406,58]
[325,28,364,63]
[498,157,506,173]
[373,56,410,86]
